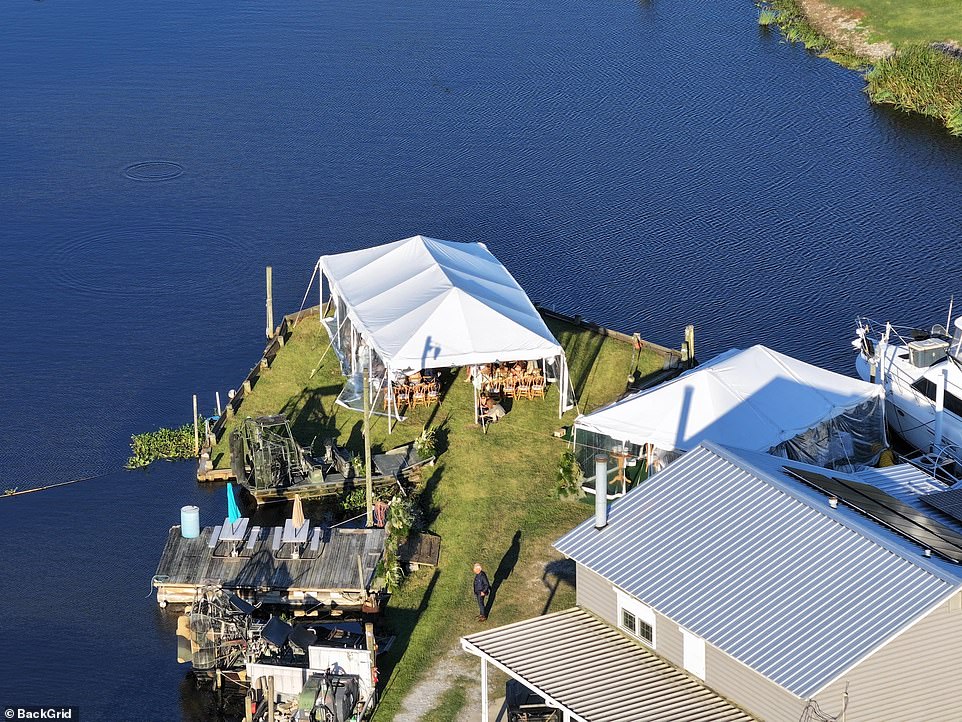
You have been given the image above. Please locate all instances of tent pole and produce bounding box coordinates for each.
[387,369,394,434]
[473,380,479,425]
[364,344,374,528]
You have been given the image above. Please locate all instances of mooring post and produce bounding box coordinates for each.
[267,675,275,722]
[266,265,274,339]
[192,394,200,455]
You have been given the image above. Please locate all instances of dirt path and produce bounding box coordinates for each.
[796,0,893,59]
[393,646,478,722]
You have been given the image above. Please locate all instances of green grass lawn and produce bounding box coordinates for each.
[211,314,671,719]
[830,0,962,45]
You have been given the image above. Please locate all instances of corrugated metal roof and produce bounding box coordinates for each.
[461,607,756,722]
[555,443,962,699]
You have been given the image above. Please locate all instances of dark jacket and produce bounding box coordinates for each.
[473,570,491,596]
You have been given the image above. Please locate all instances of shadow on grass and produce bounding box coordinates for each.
[485,530,522,619]
[419,463,445,528]
[540,558,576,615]
[279,383,342,445]
[378,568,441,689]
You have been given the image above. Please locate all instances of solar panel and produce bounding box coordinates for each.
[784,467,962,563]
[922,487,962,525]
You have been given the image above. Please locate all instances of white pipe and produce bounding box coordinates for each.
[934,368,947,450]
[595,453,608,529]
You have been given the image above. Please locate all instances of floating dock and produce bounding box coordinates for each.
[153,522,386,608]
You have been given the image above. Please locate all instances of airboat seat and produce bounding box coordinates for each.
[310,527,324,552]
[282,519,312,545]
[245,526,261,549]
[220,517,249,542]
[208,526,222,549]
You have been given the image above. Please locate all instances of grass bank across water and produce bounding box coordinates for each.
[758,0,962,136]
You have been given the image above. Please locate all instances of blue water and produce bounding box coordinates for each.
[2,0,961,718]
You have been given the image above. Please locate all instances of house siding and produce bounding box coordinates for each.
[813,593,962,722]
[575,563,616,624]
[703,642,806,722]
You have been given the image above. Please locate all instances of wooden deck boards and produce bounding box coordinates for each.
[153,525,385,593]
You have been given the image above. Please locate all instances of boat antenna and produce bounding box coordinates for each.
[947,295,954,334]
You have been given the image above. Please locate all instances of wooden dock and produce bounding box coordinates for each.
[152,523,386,608]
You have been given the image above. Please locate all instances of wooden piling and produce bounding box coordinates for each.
[267,676,275,722]
[266,266,274,339]
[192,394,200,455]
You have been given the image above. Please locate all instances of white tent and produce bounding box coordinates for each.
[317,235,573,418]
[575,345,886,472]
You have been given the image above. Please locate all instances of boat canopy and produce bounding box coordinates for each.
[575,345,886,473]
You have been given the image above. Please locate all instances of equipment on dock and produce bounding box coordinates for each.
[230,415,327,492]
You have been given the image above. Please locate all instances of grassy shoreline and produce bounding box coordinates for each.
[758,0,962,137]
[211,313,673,719]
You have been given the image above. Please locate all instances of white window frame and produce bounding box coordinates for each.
[615,588,656,648]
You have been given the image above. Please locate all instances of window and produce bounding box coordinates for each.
[616,589,655,647]
[911,377,962,417]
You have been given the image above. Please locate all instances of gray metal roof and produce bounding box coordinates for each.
[555,443,962,699]
[462,607,755,722]
[854,464,962,532]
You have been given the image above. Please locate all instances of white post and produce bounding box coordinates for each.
[473,380,479,425]
[318,261,323,319]
[215,391,222,416]
[934,368,948,451]
[480,658,489,722]
[386,370,393,434]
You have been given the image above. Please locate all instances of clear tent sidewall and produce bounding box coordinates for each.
[321,279,575,423]
[573,394,887,481]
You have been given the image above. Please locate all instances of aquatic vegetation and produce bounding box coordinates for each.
[758,8,778,26]
[126,422,198,469]
[866,44,962,136]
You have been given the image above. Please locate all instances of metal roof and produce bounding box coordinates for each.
[461,607,755,722]
[854,464,962,532]
[555,443,962,699]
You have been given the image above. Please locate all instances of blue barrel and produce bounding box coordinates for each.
[181,505,200,539]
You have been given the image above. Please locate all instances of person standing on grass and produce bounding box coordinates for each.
[473,563,491,621]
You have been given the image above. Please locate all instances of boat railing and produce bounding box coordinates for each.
[901,441,962,486]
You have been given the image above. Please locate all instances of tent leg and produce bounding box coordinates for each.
[387,371,394,434]
[473,382,479,426]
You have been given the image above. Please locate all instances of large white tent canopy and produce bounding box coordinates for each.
[576,345,885,470]
[317,235,572,418]
[320,235,564,370]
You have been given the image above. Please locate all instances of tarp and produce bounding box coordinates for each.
[320,235,564,372]
[576,345,884,455]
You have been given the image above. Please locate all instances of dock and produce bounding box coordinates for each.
[152,523,386,608]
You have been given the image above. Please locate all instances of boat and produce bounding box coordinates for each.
[853,312,962,481]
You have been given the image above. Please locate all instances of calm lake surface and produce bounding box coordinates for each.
[2,0,961,717]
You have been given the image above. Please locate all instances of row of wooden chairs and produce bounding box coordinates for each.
[384,381,440,410]
[482,374,546,400]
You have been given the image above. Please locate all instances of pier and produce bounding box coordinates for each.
[153,522,386,608]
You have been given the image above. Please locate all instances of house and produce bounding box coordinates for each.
[463,442,962,721]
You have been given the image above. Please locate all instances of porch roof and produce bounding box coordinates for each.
[461,607,755,722]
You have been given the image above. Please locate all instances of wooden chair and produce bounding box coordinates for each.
[426,382,439,404]
[530,375,546,399]
[396,384,411,407]
[502,377,516,398]
[411,384,427,409]
[516,376,532,400]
